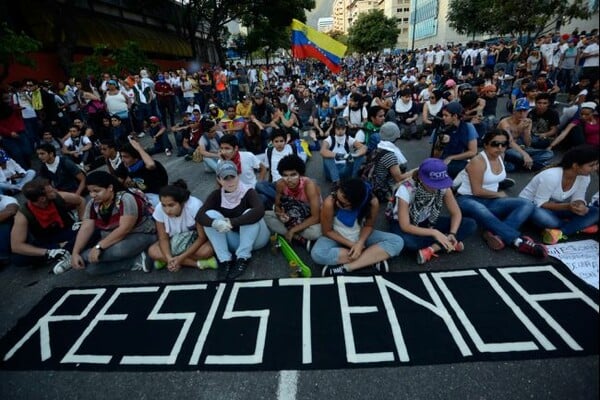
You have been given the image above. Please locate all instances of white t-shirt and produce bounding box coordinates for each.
[0,159,26,183]
[152,196,203,236]
[342,106,367,125]
[323,135,357,164]
[63,135,92,153]
[0,194,18,210]
[519,167,590,206]
[582,43,599,67]
[265,144,294,181]
[218,151,263,187]
[394,179,447,222]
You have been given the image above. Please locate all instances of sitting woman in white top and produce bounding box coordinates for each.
[195,161,270,281]
[390,158,477,265]
[311,178,404,276]
[148,180,216,272]
[455,130,548,258]
[519,144,599,244]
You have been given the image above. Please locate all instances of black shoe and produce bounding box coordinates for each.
[227,258,249,280]
[218,260,233,281]
[498,178,516,191]
[321,265,347,276]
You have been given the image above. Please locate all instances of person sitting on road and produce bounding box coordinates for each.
[391,88,421,140]
[217,134,266,188]
[498,97,554,172]
[145,116,174,157]
[193,119,223,172]
[0,150,36,195]
[10,177,85,273]
[519,144,599,244]
[264,154,322,250]
[390,158,477,265]
[0,193,18,267]
[147,180,216,272]
[171,112,193,157]
[99,139,122,176]
[61,124,93,169]
[36,143,86,196]
[355,105,385,155]
[320,117,365,185]
[114,137,169,206]
[431,102,478,179]
[219,103,247,145]
[422,89,447,137]
[455,130,548,258]
[195,161,270,281]
[70,171,157,275]
[548,101,599,150]
[528,92,560,149]
[311,177,404,276]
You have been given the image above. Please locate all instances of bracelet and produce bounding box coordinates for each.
[448,232,457,237]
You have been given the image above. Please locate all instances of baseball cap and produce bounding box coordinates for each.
[379,122,400,142]
[581,101,597,110]
[514,97,530,111]
[208,103,217,109]
[216,161,238,179]
[444,102,464,116]
[108,80,118,86]
[418,158,453,190]
[149,116,160,123]
[253,91,264,98]
[445,79,456,87]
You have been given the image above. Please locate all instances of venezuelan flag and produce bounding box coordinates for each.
[291,19,347,74]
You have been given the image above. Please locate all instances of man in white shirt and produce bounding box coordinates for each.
[217,134,266,188]
[0,151,36,194]
[581,34,599,79]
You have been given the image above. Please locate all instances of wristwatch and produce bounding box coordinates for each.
[95,244,103,251]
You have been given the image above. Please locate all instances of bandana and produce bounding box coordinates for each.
[408,180,444,226]
[221,183,252,209]
[127,159,145,173]
[336,182,371,227]
[27,201,64,229]
[230,152,242,174]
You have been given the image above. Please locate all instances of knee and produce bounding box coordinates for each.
[206,209,224,219]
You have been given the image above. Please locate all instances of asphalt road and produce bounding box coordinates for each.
[0,116,598,400]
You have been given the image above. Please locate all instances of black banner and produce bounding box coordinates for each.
[1,263,598,371]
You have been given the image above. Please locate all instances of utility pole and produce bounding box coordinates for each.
[411,0,418,51]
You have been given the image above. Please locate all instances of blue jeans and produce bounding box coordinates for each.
[0,222,12,259]
[457,195,536,244]
[505,146,554,172]
[310,230,404,266]
[323,156,364,182]
[203,157,218,173]
[203,210,270,262]
[148,132,173,153]
[12,228,79,267]
[528,206,599,235]
[0,169,36,193]
[255,181,276,209]
[389,216,478,251]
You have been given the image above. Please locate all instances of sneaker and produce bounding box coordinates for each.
[374,260,389,273]
[292,236,313,252]
[305,239,313,252]
[137,132,146,138]
[197,256,218,270]
[581,224,599,234]
[218,260,233,281]
[417,247,437,265]
[483,230,505,250]
[321,265,347,276]
[453,241,465,252]
[227,258,249,280]
[52,253,72,275]
[165,149,172,157]
[542,228,566,245]
[132,252,152,272]
[154,260,167,270]
[516,236,548,258]
[498,178,516,191]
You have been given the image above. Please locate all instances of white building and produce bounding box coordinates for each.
[318,17,334,32]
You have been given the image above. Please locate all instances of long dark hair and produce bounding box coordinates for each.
[338,178,374,222]
[558,144,599,169]
[159,179,191,204]
[86,171,126,192]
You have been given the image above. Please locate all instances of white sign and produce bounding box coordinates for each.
[548,240,599,289]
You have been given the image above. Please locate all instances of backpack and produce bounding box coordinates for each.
[358,148,391,203]
[328,135,351,153]
[474,51,482,66]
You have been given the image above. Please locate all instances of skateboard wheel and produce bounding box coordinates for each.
[289,261,297,267]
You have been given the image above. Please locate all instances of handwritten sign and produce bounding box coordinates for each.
[547,240,599,289]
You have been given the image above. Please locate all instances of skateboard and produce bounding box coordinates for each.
[270,234,312,278]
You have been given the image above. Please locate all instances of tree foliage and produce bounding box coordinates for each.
[178,0,314,65]
[447,0,597,43]
[348,10,400,53]
[328,30,348,46]
[0,22,42,83]
[70,42,157,79]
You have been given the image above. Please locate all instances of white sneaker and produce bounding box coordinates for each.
[132,252,152,273]
[165,148,172,157]
[137,132,146,138]
[52,253,72,275]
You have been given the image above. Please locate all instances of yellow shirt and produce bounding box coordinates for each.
[236,102,252,118]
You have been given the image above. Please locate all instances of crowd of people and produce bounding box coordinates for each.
[0,30,598,278]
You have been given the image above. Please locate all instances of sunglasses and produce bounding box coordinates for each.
[489,140,508,148]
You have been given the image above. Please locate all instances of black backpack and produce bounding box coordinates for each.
[358,148,391,202]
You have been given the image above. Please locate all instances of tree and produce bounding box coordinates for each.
[348,10,400,53]
[70,42,157,79]
[447,0,597,45]
[328,30,348,46]
[0,22,42,83]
